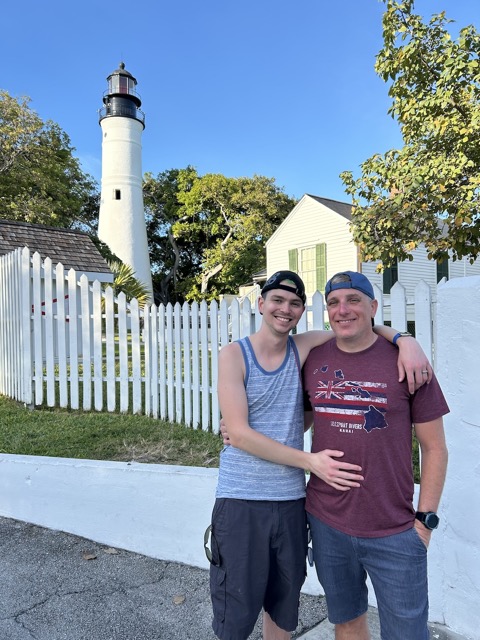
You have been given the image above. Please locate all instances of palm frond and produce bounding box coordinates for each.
[107,260,151,308]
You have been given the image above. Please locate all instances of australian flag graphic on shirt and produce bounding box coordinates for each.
[313,368,388,433]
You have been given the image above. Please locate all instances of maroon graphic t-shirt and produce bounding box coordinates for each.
[303,336,449,537]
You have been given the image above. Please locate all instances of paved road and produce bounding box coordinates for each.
[0,517,327,640]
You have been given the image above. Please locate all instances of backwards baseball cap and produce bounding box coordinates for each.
[325,271,375,300]
[261,270,306,304]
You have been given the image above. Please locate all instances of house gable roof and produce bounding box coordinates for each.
[305,194,352,220]
[0,220,112,274]
[266,194,353,247]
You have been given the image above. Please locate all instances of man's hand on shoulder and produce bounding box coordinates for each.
[396,336,433,394]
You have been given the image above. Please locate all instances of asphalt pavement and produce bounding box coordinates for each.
[0,517,468,640]
[0,517,326,640]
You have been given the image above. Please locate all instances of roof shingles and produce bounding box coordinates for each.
[0,220,112,274]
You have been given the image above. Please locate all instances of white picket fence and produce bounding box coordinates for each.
[0,248,437,432]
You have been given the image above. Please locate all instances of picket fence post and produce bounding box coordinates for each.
[21,248,32,405]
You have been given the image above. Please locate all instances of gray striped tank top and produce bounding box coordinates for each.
[215,335,306,500]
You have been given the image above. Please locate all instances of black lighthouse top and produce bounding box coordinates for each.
[98,62,145,127]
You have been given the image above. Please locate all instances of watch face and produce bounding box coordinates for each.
[425,513,439,529]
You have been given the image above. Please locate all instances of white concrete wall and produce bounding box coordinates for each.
[435,275,480,639]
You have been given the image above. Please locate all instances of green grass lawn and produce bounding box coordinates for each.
[0,395,420,481]
[0,395,223,467]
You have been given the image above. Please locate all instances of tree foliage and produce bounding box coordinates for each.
[0,90,98,230]
[144,169,296,303]
[340,0,480,266]
[143,167,201,305]
[178,173,296,300]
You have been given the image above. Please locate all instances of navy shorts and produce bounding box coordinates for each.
[307,514,429,640]
[208,498,308,640]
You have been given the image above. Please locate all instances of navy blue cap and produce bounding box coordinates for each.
[261,270,306,304]
[325,271,375,300]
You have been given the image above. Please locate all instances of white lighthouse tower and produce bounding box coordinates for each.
[98,62,153,298]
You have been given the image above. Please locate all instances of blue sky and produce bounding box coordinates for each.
[2,0,479,202]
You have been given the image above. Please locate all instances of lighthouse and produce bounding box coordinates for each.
[98,62,153,298]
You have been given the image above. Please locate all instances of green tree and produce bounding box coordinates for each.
[340,0,480,266]
[0,90,98,229]
[178,173,296,301]
[0,91,40,175]
[144,169,296,303]
[143,167,201,305]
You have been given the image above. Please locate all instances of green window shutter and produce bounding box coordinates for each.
[288,249,298,272]
[315,243,327,292]
[383,261,398,293]
[383,269,392,294]
[436,260,449,282]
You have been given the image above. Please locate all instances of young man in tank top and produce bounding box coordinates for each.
[208,270,432,640]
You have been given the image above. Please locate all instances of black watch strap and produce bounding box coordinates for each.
[415,511,439,530]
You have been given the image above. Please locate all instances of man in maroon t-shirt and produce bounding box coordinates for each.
[303,271,449,640]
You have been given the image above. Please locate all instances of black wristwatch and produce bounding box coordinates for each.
[415,511,440,530]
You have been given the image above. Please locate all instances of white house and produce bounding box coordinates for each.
[266,193,480,305]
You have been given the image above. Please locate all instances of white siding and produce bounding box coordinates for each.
[397,248,438,293]
[266,195,357,297]
[449,256,480,278]
[360,261,383,291]
[363,246,437,300]
[363,246,480,299]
